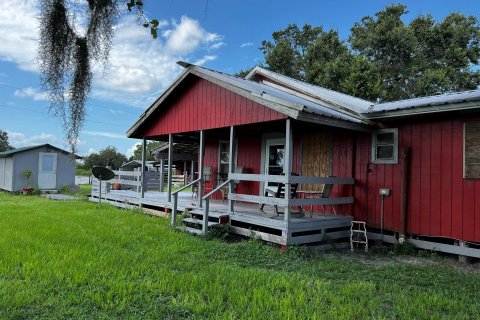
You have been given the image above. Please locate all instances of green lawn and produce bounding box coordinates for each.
[0,192,478,319]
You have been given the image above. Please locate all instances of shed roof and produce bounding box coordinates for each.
[0,144,81,159]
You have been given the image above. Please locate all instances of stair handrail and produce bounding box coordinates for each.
[171,178,202,226]
[201,179,231,234]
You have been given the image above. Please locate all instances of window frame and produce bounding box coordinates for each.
[217,140,238,179]
[371,128,398,164]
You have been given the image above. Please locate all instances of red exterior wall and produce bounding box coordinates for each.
[202,133,301,200]
[140,77,287,137]
[351,116,480,243]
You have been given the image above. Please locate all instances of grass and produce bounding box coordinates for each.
[0,192,479,319]
[75,167,91,177]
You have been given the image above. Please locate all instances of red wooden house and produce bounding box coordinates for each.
[123,62,480,256]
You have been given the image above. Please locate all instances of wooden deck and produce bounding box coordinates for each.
[90,189,353,245]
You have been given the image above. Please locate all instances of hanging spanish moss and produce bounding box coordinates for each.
[39,0,119,153]
[39,0,160,153]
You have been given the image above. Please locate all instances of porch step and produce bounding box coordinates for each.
[182,217,219,227]
[175,226,204,235]
[189,209,229,219]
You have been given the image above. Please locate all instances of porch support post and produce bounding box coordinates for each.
[140,138,146,198]
[198,130,205,208]
[228,126,236,213]
[167,134,173,202]
[159,158,165,192]
[284,119,292,240]
[190,160,195,180]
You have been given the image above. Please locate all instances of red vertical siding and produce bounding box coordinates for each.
[140,77,287,137]
[352,116,480,243]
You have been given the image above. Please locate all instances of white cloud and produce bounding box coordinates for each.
[210,42,225,50]
[83,131,126,139]
[193,55,217,66]
[94,15,223,108]
[0,0,38,72]
[126,142,141,158]
[7,131,63,148]
[14,87,49,101]
[240,42,254,48]
[0,2,224,109]
[164,16,222,55]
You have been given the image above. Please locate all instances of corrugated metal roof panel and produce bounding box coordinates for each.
[246,67,374,113]
[372,90,480,112]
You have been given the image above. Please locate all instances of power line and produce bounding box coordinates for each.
[0,104,128,127]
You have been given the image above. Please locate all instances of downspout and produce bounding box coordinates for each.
[399,147,409,244]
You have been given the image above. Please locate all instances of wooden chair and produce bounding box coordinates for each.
[260,174,299,215]
[220,167,244,203]
[320,183,336,215]
[192,166,212,198]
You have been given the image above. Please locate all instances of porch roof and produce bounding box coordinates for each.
[127,62,370,138]
[365,89,480,119]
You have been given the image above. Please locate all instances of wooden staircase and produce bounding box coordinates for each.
[177,209,230,235]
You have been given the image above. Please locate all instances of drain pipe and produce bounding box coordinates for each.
[399,147,409,244]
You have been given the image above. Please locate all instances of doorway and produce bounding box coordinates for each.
[38,152,57,189]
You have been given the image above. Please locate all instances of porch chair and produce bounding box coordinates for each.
[319,183,336,216]
[192,166,213,198]
[259,173,299,215]
[220,167,244,203]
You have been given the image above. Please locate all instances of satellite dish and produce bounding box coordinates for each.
[92,166,115,203]
[92,166,115,181]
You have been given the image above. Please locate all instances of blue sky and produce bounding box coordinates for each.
[0,0,478,158]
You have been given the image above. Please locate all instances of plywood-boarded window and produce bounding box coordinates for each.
[464,121,480,179]
[301,131,330,191]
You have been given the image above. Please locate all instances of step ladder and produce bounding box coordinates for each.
[350,221,368,252]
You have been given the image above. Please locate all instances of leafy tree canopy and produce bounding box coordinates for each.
[130,141,165,161]
[259,4,480,102]
[0,130,14,152]
[80,146,127,170]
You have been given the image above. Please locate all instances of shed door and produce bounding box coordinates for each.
[38,152,57,189]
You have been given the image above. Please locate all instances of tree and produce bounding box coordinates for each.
[257,5,480,102]
[0,130,14,152]
[81,146,127,170]
[130,141,165,161]
[39,0,160,153]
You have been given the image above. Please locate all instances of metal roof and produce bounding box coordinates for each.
[371,90,480,112]
[0,144,81,159]
[246,66,374,114]
[127,62,480,136]
[185,63,366,124]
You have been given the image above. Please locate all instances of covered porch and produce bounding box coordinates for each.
[92,117,356,245]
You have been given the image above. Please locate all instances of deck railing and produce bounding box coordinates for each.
[92,170,189,197]
[171,178,202,227]
[227,173,354,210]
[201,179,231,234]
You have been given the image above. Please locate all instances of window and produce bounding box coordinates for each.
[372,129,398,164]
[464,121,480,178]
